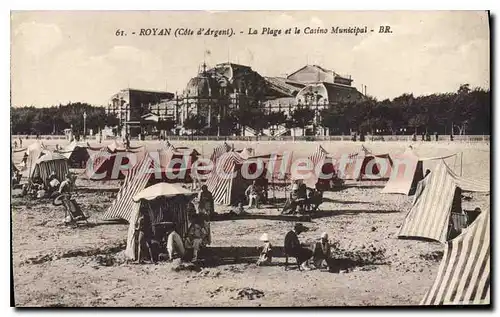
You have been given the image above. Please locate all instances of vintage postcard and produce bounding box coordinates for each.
[10,11,490,307]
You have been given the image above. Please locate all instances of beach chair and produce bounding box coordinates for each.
[54,194,90,226]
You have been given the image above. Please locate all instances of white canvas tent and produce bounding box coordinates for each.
[398,160,489,242]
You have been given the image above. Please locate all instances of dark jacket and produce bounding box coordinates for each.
[284,230,301,256]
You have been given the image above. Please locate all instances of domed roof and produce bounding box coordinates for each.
[185,75,220,98]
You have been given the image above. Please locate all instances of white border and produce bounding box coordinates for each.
[2,1,497,316]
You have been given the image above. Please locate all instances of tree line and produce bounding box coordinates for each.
[183,84,490,136]
[11,84,490,136]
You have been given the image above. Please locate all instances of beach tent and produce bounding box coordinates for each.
[381,147,456,195]
[19,141,46,177]
[339,145,393,180]
[291,145,342,189]
[421,206,490,305]
[245,151,293,185]
[205,151,265,205]
[235,147,254,159]
[398,160,490,242]
[124,182,196,260]
[56,141,90,168]
[209,142,232,164]
[102,148,193,221]
[30,151,69,187]
[86,144,147,181]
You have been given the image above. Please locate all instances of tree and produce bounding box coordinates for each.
[183,114,206,137]
[266,111,287,129]
[290,105,315,135]
[156,118,176,137]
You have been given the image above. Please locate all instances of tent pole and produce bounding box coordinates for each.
[460,152,463,176]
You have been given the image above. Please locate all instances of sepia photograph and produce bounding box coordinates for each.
[10,10,490,307]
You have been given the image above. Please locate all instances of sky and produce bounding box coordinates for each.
[11,11,490,107]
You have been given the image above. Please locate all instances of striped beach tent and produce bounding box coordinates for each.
[86,145,147,181]
[102,149,192,221]
[338,145,393,181]
[421,206,490,305]
[310,145,328,167]
[210,142,232,164]
[30,151,69,187]
[398,160,490,242]
[205,151,253,205]
[124,183,196,260]
[291,145,341,189]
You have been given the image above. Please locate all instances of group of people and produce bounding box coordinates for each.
[282,181,323,214]
[13,138,23,149]
[411,131,448,142]
[256,223,331,271]
[21,171,75,199]
[134,185,215,264]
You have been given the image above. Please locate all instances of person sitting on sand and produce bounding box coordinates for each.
[166,223,185,262]
[229,202,247,217]
[282,182,301,214]
[257,233,273,266]
[312,232,331,269]
[185,214,208,263]
[284,223,313,271]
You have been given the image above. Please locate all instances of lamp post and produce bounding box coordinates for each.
[217,114,221,137]
[83,111,87,139]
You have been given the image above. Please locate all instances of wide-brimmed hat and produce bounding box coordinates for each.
[294,223,309,232]
[259,233,269,242]
[321,232,328,239]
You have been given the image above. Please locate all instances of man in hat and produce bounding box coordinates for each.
[284,223,313,271]
[312,232,331,269]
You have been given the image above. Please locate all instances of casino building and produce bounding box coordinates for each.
[107,61,365,137]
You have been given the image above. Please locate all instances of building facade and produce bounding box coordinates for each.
[108,63,365,137]
[107,88,174,136]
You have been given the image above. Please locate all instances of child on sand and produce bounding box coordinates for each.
[257,233,273,266]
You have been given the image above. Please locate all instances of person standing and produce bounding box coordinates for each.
[434,132,439,142]
[135,210,154,264]
[198,185,215,216]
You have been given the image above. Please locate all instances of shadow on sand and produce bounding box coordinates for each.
[211,208,400,222]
